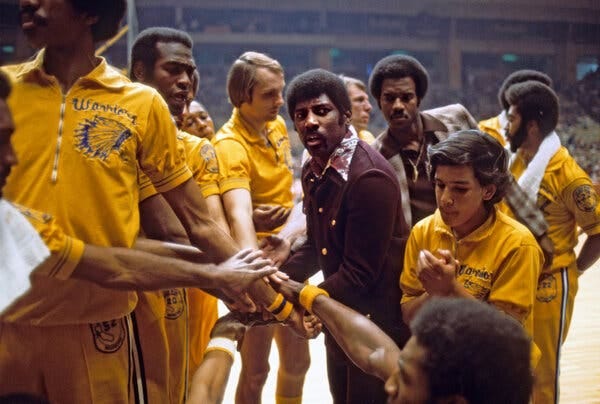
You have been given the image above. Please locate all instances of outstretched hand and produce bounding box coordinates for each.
[215,248,277,311]
[259,235,292,268]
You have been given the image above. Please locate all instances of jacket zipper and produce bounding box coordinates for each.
[51,93,66,183]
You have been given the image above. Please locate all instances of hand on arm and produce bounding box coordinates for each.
[259,203,307,267]
[252,204,291,233]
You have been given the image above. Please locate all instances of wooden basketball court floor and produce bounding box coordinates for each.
[559,245,600,403]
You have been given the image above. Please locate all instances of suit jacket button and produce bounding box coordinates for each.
[318,207,323,213]
[331,219,336,226]
[321,248,328,255]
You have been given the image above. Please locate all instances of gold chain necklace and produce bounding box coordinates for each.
[406,141,425,182]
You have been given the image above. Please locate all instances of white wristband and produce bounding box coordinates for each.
[205,337,236,361]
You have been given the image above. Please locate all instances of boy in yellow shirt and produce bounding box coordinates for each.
[400,130,543,337]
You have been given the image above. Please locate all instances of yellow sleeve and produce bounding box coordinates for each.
[488,241,543,325]
[213,137,251,194]
[186,138,220,198]
[16,206,85,280]
[137,93,192,193]
[138,167,158,203]
[400,228,426,304]
[563,178,600,236]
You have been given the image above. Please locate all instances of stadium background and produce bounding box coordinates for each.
[1,0,599,181]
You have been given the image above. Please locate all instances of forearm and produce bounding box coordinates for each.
[163,179,238,262]
[311,294,400,381]
[134,238,210,263]
[577,233,600,272]
[205,194,231,233]
[139,194,189,244]
[72,245,221,291]
[222,189,259,249]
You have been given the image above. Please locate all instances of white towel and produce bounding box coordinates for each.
[0,199,50,313]
[509,131,561,197]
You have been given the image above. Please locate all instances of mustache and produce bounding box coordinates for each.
[19,5,47,26]
[391,111,408,119]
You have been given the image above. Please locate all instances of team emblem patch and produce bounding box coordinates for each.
[75,115,132,160]
[200,144,219,174]
[573,185,598,212]
[90,318,126,353]
[536,273,557,303]
[164,289,185,319]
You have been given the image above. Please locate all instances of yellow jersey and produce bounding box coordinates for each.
[508,147,600,272]
[213,109,294,238]
[401,208,542,331]
[478,114,507,147]
[1,51,191,324]
[139,130,220,202]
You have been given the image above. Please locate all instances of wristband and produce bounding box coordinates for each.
[266,293,285,312]
[299,285,329,314]
[205,337,236,361]
[266,293,293,322]
[273,300,294,322]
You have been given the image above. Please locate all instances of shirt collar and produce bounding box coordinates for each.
[376,111,446,159]
[16,49,127,91]
[419,111,449,142]
[230,108,278,145]
[307,131,358,182]
[433,207,497,242]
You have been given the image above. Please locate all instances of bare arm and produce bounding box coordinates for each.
[205,194,231,233]
[277,279,401,381]
[162,178,239,262]
[133,238,209,263]
[71,246,275,292]
[187,313,249,404]
[221,188,259,248]
[139,194,189,244]
[577,233,600,272]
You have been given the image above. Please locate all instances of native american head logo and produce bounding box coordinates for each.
[75,115,132,160]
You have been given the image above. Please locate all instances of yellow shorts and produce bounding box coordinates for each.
[187,287,218,379]
[0,315,140,404]
[533,266,579,404]
[134,289,188,403]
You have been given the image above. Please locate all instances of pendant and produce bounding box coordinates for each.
[412,165,419,182]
